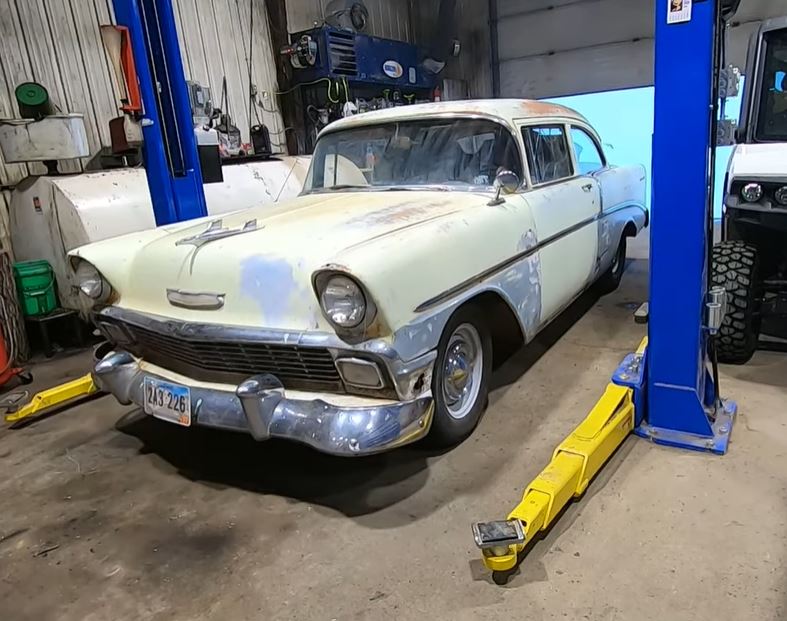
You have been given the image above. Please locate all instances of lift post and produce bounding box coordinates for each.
[473,0,737,576]
[112,0,207,225]
[642,0,736,452]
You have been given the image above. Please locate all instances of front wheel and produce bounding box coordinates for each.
[712,241,761,364]
[428,306,492,447]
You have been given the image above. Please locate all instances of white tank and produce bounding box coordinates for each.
[9,157,311,311]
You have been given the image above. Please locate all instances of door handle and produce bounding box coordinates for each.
[582,183,594,192]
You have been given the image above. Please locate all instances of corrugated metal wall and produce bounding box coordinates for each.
[496,0,787,99]
[286,0,412,40]
[171,0,285,152]
[0,0,284,189]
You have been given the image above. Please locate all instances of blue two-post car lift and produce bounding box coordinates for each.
[473,0,739,578]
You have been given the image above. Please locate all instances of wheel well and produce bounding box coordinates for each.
[463,291,525,368]
[623,221,637,238]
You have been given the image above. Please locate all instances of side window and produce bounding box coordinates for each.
[521,125,573,185]
[570,127,605,175]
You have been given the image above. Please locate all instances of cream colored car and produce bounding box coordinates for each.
[74,100,647,456]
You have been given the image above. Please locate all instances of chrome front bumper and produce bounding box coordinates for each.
[94,350,434,456]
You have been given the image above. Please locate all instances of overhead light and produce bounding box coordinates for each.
[775,185,787,206]
[741,182,763,203]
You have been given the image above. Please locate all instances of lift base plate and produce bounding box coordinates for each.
[633,399,736,455]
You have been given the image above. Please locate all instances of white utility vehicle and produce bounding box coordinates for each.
[713,17,787,363]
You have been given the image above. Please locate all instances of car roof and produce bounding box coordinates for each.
[321,98,590,135]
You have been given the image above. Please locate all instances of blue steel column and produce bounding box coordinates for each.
[644,0,733,451]
[112,0,207,225]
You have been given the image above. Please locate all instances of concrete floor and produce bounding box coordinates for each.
[2,248,787,621]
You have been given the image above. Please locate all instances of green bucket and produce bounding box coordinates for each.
[13,259,57,317]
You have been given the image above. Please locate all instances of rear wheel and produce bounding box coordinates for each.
[428,305,492,447]
[597,236,627,293]
[711,241,761,364]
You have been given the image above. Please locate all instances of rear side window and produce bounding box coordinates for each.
[521,125,573,184]
[570,127,605,174]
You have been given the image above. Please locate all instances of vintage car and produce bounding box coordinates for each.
[74,99,647,456]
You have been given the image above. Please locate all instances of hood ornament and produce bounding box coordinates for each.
[176,218,259,248]
[176,218,260,274]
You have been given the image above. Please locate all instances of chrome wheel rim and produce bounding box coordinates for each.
[441,323,483,420]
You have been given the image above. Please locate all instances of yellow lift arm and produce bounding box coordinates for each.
[4,374,97,423]
[473,338,647,574]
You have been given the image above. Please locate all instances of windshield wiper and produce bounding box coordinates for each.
[368,184,452,192]
[319,184,454,192]
[323,184,372,191]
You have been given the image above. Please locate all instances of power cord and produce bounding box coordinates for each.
[0,250,29,373]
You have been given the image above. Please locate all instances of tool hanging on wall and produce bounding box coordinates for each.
[213,77,245,158]
[244,0,272,159]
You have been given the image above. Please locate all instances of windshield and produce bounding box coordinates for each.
[304,118,522,192]
[755,28,787,142]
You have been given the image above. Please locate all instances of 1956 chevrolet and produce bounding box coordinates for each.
[74,99,647,456]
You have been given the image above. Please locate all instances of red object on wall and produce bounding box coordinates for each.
[0,325,21,387]
[117,25,142,114]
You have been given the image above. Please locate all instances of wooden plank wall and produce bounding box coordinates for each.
[0,0,285,189]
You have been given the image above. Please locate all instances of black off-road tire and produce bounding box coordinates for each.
[711,241,761,364]
[427,305,493,448]
[597,236,627,293]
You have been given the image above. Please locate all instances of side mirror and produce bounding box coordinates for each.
[488,170,520,206]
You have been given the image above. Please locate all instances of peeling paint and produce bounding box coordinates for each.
[345,200,452,228]
[596,218,613,275]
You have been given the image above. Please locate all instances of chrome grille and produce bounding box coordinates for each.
[114,321,342,391]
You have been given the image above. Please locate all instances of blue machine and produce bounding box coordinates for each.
[619,0,737,454]
[112,0,208,226]
[289,26,436,91]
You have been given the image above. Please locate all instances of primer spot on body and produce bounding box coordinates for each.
[240,255,298,322]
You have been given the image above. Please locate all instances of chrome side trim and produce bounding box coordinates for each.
[166,289,225,310]
[414,201,646,312]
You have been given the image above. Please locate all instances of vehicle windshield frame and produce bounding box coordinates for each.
[753,27,787,142]
[302,114,524,195]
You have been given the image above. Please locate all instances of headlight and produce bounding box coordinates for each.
[74,260,111,303]
[319,275,366,328]
[775,186,787,206]
[741,182,763,203]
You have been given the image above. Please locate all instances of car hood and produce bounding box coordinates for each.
[74,190,489,332]
[728,143,787,180]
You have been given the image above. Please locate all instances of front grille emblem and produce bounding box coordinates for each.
[166,289,225,310]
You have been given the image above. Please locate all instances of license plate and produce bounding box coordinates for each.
[143,377,191,426]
